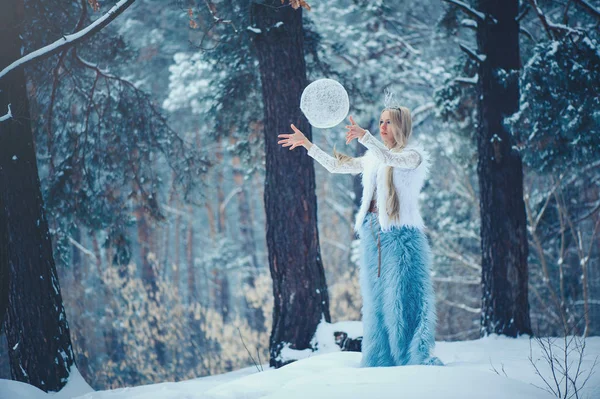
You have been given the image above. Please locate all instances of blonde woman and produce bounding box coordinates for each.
[278,107,442,367]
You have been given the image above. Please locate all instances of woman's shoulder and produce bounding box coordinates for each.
[405,140,430,158]
[402,140,431,175]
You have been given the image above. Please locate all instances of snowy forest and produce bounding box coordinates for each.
[0,0,599,397]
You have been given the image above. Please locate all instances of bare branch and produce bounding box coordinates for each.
[529,337,559,397]
[439,328,479,340]
[428,229,482,272]
[527,0,583,40]
[442,298,481,314]
[573,0,600,20]
[527,0,556,39]
[433,276,480,285]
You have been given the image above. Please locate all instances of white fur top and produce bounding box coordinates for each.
[307,130,431,232]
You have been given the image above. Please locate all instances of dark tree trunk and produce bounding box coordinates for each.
[136,207,158,295]
[250,1,331,368]
[0,0,75,391]
[216,138,226,235]
[231,136,259,270]
[0,173,6,332]
[476,0,532,336]
[135,206,167,365]
[186,204,197,301]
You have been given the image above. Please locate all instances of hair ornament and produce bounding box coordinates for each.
[383,88,402,110]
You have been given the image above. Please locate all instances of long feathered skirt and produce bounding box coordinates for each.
[358,212,442,367]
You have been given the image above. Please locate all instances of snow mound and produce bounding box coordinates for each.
[2,335,599,399]
[204,352,554,399]
[0,366,92,399]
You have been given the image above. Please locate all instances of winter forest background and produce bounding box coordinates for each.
[0,0,599,393]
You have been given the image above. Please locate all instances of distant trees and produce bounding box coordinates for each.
[250,1,331,367]
[0,0,193,390]
[504,2,600,335]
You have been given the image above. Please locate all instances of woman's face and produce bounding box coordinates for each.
[379,110,396,149]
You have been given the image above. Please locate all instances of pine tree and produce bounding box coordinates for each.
[475,0,532,336]
[249,0,331,367]
[0,0,75,391]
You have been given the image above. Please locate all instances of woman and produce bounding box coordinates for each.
[278,107,442,367]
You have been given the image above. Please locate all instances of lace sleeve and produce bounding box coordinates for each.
[307,144,363,174]
[358,130,422,169]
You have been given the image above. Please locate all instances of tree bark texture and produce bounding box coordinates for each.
[0,0,75,391]
[476,0,532,336]
[186,203,197,301]
[135,206,167,365]
[250,1,331,367]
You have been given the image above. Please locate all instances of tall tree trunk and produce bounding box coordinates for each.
[250,1,330,367]
[216,138,227,235]
[136,207,159,297]
[476,0,532,336]
[186,204,197,301]
[0,0,75,391]
[0,179,6,330]
[135,206,167,365]
[231,137,258,270]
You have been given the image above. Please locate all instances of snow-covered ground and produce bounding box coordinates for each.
[1,334,599,399]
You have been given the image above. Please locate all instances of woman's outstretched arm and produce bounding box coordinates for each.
[345,116,421,170]
[278,124,363,174]
[358,130,422,169]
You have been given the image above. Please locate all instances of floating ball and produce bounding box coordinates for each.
[300,79,350,129]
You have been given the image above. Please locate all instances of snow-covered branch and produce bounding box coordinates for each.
[442,0,487,24]
[459,43,486,64]
[527,0,556,40]
[526,0,582,40]
[0,0,136,83]
[68,236,98,261]
[220,187,243,213]
[460,19,477,30]
[454,75,478,85]
[0,104,12,122]
[412,102,436,128]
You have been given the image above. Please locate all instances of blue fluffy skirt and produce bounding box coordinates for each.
[358,212,442,367]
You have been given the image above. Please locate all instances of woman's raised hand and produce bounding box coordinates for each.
[278,124,310,150]
[345,116,366,144]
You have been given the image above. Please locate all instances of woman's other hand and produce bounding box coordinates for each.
[278,124,312,150]
[345,116,366,144]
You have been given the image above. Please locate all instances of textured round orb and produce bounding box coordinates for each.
[300,79,350,129]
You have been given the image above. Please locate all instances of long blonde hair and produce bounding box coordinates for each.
[384,107,413,221]
[334,107,413,220]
